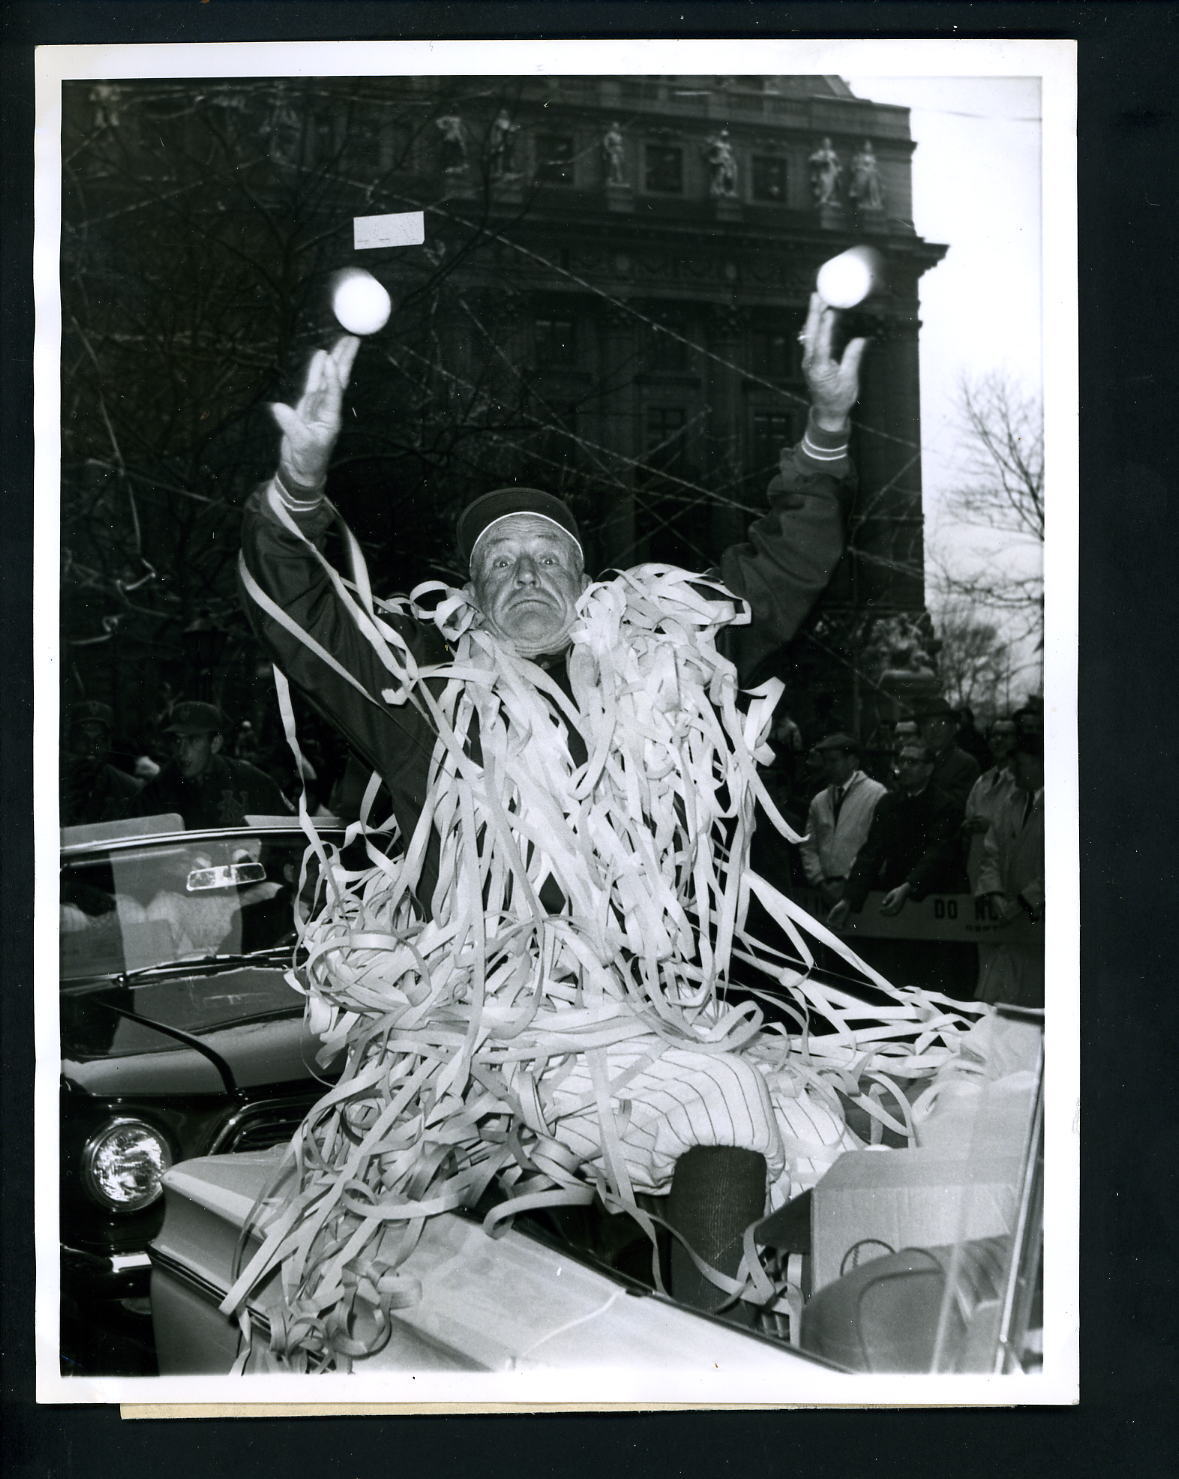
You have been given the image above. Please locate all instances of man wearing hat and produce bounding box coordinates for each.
[235,295,868,1314]
[61,699,143,827]
[798,733,886,908]
[243,295,864,904]
[135,699,290,830]
[915,696,980,816]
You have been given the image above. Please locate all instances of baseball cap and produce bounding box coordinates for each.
[457,488,582,567]
[163,700,227,736]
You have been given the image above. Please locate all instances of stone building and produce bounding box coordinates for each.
[321,73,948,737]
[60,73,945,749]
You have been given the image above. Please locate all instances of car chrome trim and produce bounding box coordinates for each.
[110,1251,154,1273]
[148,1244,272,1334]
[62,1243,153,1275]
[208,1095,317,1156]
[61,820,351,859]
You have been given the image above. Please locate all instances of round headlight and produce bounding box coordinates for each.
[81,1118,173,1213]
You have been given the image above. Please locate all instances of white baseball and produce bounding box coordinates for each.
[331,269,392,335]
[815,247,880,310]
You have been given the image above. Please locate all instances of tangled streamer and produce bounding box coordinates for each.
[224,537,984,1371]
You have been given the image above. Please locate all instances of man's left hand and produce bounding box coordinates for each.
[799,292,869,432]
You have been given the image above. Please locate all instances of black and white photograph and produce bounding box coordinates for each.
[34,38,1077,1408]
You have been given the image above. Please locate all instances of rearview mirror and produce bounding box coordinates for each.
[186,861,266,892]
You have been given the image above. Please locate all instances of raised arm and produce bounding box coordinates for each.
[719,294,868,685]
[239,336,442,798]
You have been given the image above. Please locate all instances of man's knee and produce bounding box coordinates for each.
[659,1048,780,1160]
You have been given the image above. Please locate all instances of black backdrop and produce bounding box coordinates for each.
[3,2,1176,1474]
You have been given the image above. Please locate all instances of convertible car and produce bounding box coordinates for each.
[148,990,1044,1380]
[58,813,366,1375]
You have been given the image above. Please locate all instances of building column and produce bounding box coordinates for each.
[597,298,640,566]
[705,302,748,553]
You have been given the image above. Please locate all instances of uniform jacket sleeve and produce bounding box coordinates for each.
[238,481,443,788]
[717,415,854,687]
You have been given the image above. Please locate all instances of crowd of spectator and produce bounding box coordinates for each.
[773,697,1046,1008]
[60,689,1045,1009]
[60,697,298,831]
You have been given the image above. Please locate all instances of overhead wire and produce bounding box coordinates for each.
[63,84,1037,704]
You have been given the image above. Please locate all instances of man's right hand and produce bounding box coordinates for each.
[270,335,360,496]
[820,879,846,907]
[827,899,851,930]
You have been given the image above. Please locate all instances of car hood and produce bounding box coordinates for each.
[61,965,327,1096]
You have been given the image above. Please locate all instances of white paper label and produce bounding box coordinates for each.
[353,211,426,250]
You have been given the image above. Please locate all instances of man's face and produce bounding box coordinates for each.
[896,745,934,794]
[818,748,856,787]
[921,715,954,752]
[989,721,1017,763]
[1013,750,1044,794]
[70,720,110,761]
[172,730,220,779]
[467,514,588,657]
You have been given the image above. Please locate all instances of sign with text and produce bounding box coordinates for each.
[794,887,1041,945]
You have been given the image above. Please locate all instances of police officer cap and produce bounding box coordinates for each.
[164,700,227,736]
[457,488,583,567]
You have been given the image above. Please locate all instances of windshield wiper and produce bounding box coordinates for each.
[118,946,297,984]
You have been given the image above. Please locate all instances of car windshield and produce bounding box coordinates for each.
[60,829,324,982]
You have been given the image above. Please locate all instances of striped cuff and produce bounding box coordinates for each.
[799,412,850,467]
[273,467,325,511]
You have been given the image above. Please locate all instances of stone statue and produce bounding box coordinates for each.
[489,108,520,177]
[863,615,938,685]
[90,83,122,129]
[808,136,842,206]
[602,120,626,185]
[848,139,885,211]
[704,128,738,198]
[435,112,468,174]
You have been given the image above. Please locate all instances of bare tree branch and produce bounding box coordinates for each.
[931,373,1044,667]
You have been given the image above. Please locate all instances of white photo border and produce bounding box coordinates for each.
[34,36,1078,1410]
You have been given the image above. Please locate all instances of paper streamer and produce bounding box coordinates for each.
[230,534,986,1370]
